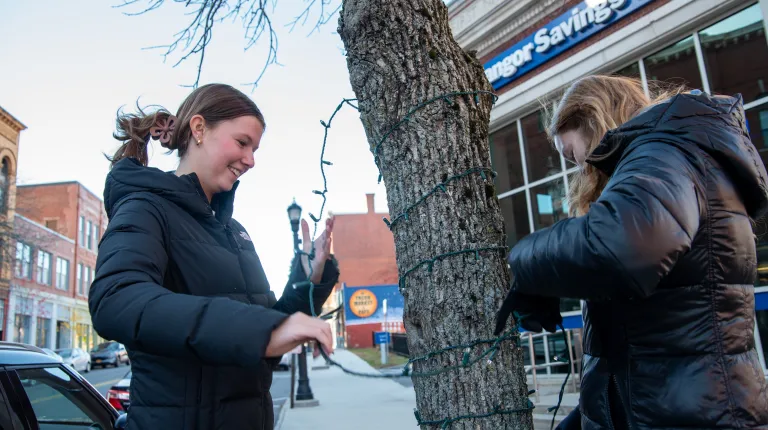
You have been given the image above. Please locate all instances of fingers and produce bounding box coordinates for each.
[313,322,334,355]
[301,219,311,251]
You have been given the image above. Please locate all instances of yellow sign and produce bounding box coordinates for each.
[349,289,378,318]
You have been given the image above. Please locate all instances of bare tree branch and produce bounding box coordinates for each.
[117,0,341,90]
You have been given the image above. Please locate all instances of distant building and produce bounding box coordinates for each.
[11,182,107,351]
[0,105,24,341]
[329,194,402,348]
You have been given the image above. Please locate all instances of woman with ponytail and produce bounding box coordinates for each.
[90,83,339,429]
[495,76,768,429]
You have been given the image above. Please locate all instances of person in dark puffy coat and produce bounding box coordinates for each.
[495,75,768,429]
[89,83,339,429]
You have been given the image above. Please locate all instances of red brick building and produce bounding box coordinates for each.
[328,193,401,348]
[9,182,107,350]
[0,106,24,342]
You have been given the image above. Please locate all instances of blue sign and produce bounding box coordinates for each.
[484,0,655,90]
[344,284,404,326]
[373,331,391,345]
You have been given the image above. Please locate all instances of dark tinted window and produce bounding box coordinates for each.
[15,366,113,429]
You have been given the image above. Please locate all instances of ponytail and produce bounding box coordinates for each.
[108,104,174,168]
[108,84,266,168]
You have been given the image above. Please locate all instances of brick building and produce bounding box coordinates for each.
[10,182,106,351]
[329,193,401,348]
[0,106,24,340]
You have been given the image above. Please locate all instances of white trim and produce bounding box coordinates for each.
[15,214,75,244]
[498,185,527,200]
[639,58,650,98]
[755,286,768,294]
[761,0,768,48]
[562,310,582,318]
[692,32,712,94]
[517,120,536,234]
[745,96,768,111]
[755,321,767,370]
[489,0,754,128]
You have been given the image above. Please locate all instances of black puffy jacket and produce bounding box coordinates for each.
[89,158,339,429]
[509,92,768,429]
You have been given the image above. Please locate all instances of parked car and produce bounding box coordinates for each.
[107,371,132,412]
[40,348,63,362]
[0,342,126,428]
[55,347,91,373]
[90,341,129,368]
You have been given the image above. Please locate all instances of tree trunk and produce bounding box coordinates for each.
[338,2,533,429]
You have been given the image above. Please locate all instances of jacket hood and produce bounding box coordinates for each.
[589,92,768,219]
[104,157,238,223]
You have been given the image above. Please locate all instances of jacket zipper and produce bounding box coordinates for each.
[611,374,632,430]
[605,381,616,430]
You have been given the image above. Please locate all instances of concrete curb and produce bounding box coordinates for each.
[274,400,288,430]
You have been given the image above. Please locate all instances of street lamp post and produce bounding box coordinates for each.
[287,199,316,404]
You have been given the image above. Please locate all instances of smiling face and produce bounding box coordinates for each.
[180,115,265,201]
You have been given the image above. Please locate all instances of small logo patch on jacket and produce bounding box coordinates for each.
[239,231,252,241]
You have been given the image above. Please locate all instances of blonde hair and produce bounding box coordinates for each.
[547,75,681,216]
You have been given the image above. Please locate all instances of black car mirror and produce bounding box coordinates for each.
[114,413,128,429]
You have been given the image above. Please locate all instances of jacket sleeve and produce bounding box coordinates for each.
[89,196,289,367]
[272,255,340,317]
[509,142,701,300]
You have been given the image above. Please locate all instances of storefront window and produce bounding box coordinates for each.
[36,317,50,348]
[757,310,768,364]
[57,321,71,349]
[615,61,641,79]
[699,4,768,104]
[644,36,703,91]
[14,314,30,344]
[747,105,768,169]
[530,178,567,231]
[521,110,561,183]
[489,121,525,192]
[499,191,530,251]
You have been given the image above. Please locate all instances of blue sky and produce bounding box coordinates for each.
[0,0,389,295]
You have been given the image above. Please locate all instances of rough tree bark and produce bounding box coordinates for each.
[339,1,532,429]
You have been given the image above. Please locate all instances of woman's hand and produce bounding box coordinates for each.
[265,312,334,358]
[301,217,334,284]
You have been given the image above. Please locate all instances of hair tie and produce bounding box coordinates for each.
[149,115,177,147]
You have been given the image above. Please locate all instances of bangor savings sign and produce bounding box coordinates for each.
[484,0,655,90]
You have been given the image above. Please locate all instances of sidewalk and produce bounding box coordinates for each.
[277,350,579,430]
[278,350,417,430]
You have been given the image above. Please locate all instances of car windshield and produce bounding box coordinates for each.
[94,343,118,352]
[56,349,73,358]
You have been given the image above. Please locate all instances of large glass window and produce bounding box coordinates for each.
[521,110,561,183]
[56,257,69,291]
[489,122,525,192]
[615,61,641,79]
[644,36,703,90]
[699,4,768,104]
[530,178,567,231]
[16,367,113,428]
[36,250,52,286]
[499,192,530,251]
[36,317,51,348]
[14,313,31,344]
[15,242,32,279]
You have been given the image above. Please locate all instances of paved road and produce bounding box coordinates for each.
[81,363,131,396]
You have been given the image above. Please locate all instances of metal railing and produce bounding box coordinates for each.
[523,329,580,403]
[387,329,581,403]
